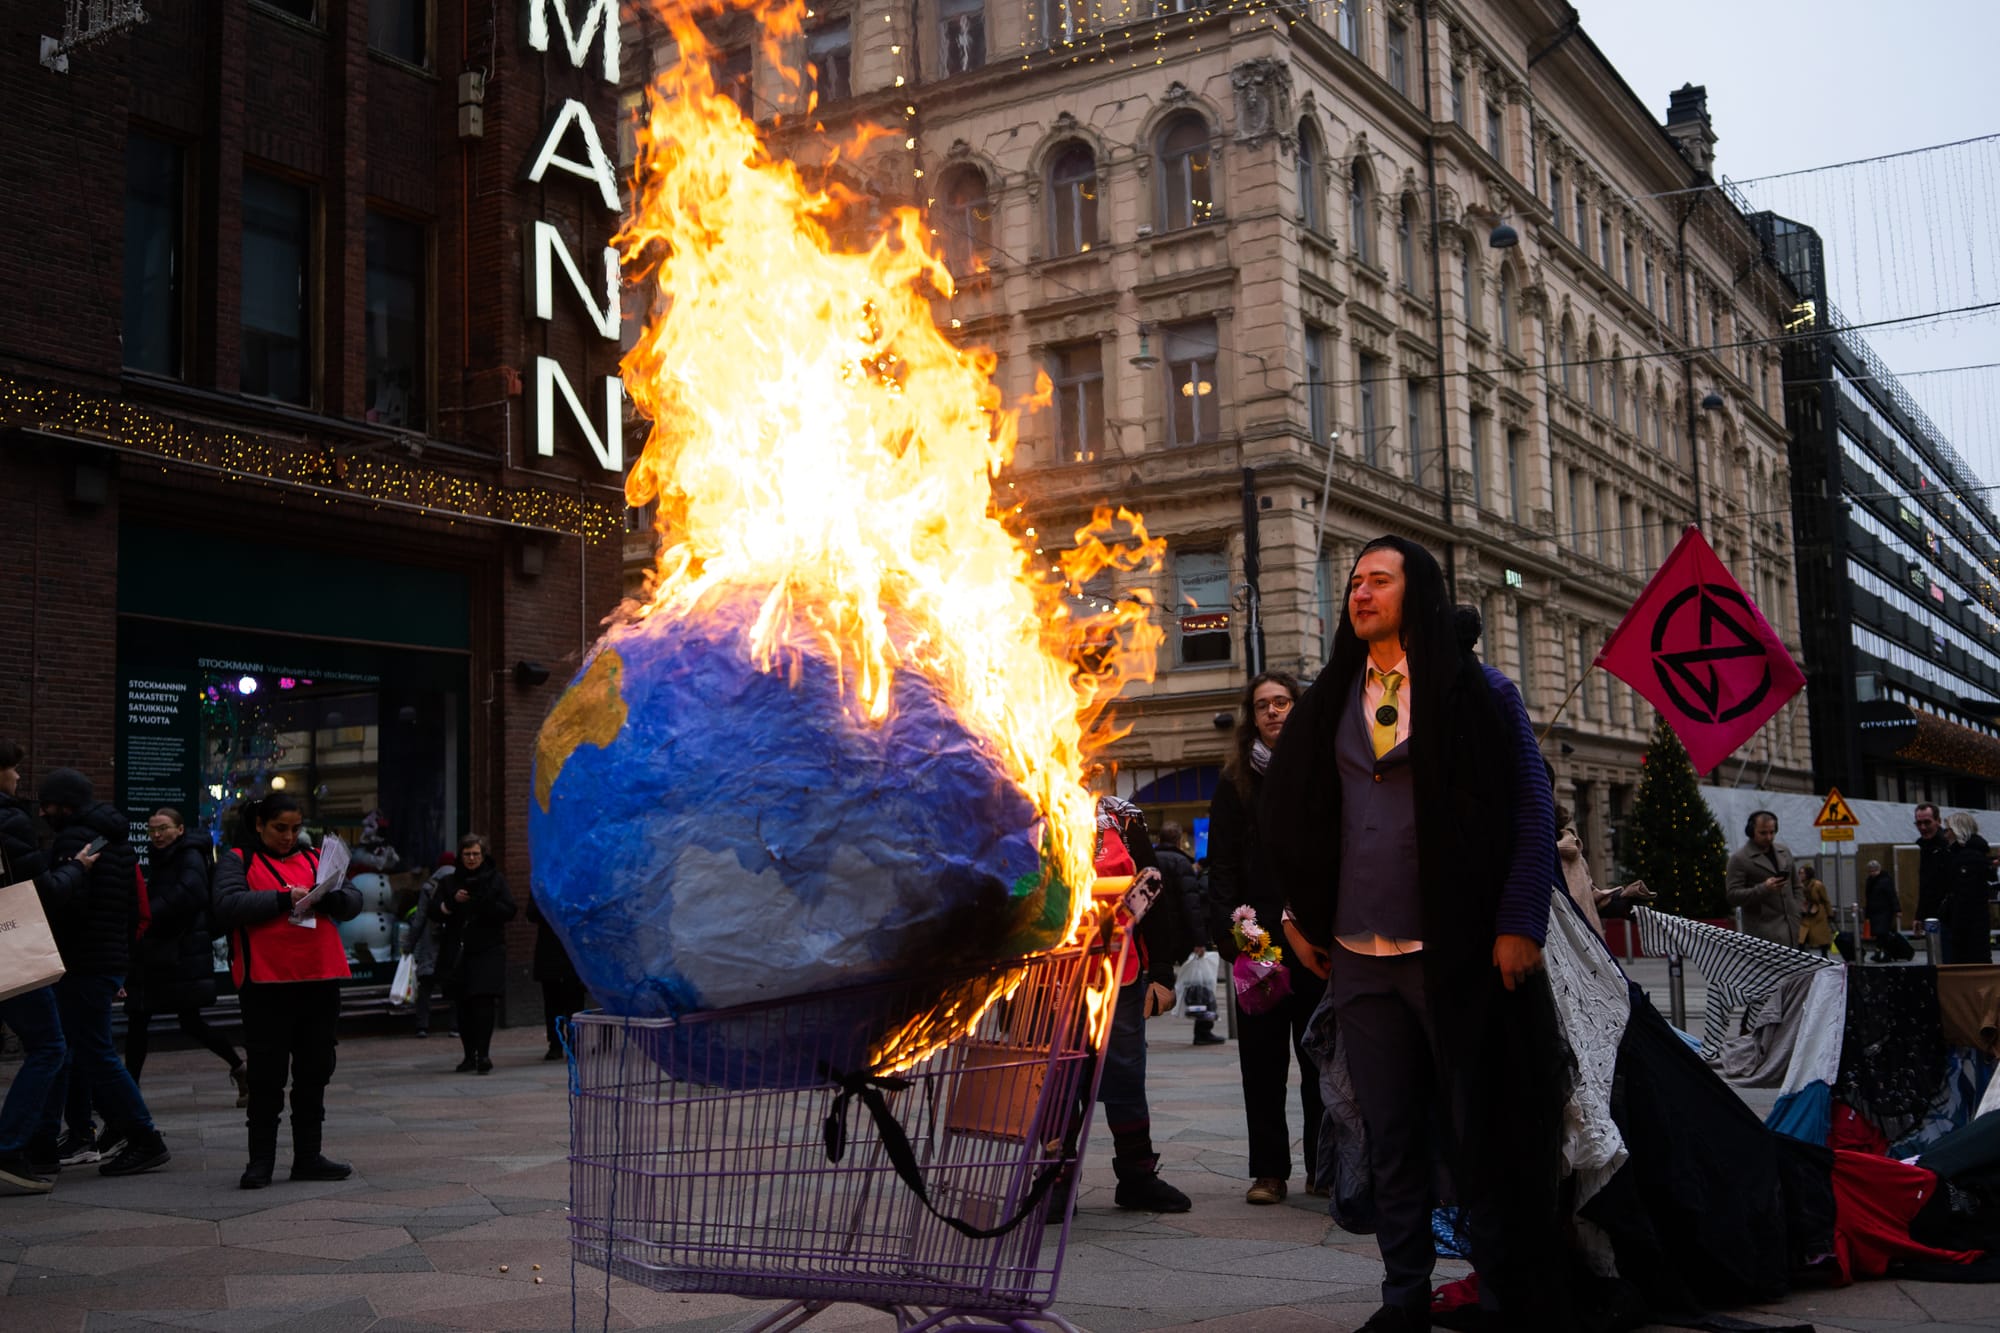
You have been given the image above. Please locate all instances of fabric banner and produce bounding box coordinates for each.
[1596,526,1805,774]
[0,878,65,1002]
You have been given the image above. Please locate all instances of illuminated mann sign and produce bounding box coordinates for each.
[523,0,624,473]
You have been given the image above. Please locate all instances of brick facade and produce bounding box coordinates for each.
[0,0,631,996]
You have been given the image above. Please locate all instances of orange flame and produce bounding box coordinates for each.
[620,0,1164,947]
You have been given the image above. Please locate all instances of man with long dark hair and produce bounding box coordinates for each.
[1262,536,1566,1330]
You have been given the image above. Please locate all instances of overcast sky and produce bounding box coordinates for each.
[1580,1,2000,483]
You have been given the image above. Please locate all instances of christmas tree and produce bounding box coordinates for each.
[1622,714,1730,918]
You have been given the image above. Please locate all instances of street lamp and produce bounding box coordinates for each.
[1701,388,1726,412]
[1129,325,1160,371]
[1487,220,1520,249]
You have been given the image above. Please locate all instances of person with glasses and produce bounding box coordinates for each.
[212,792,361,1189]
[1206,669,1324,1208]
[124,808,245,1105]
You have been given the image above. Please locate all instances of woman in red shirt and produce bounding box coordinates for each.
[211,793,362,1189]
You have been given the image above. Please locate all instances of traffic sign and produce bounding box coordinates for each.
[1819,826,1855,842]
[1813,787,1860,829]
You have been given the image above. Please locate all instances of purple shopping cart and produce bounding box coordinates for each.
[565,933,1120,1333]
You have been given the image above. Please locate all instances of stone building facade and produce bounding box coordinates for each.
[630,0,1817,880]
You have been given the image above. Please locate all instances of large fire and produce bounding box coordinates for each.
[619,0,1164,960]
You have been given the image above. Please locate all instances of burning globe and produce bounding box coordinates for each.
[527,0,1161,1046]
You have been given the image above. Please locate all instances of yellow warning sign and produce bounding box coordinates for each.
[1820,827,1855,841]
[1813,787,1860,828]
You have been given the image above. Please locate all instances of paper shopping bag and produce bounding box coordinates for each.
[0,878,65,1002]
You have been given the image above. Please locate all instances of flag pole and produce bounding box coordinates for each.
[1538,665,1595,745]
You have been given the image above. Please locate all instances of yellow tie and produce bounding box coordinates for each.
[1371,670,1404,758]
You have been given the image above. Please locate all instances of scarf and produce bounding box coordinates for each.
[1250,738,1272,774]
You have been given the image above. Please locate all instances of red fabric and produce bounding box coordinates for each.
[1430,1274,1479,1313]
[132,864,152,942]
[1826,1148,1982,1283]
[1093,823,1142,985]
[228,847,351,986]
[1593,525,1805,773]
[1829,1101,1889,1156]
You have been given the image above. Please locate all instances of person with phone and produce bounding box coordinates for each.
[212,791,362,1188]
[1725,810,1800,948]
[31,768,172,1178]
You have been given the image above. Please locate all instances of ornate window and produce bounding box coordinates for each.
[939,0,984,73]
[1157,114,1215,231]
[1295,118,1321,231]
[1047,143,1098,257]
[934,165,992,277]
[804,20,852,104]
[1349,159,1373,265]
[1165,320,1221,445]
[1048,341,1104,462]
[1498,265,1516,351]
[1397,195,1420,294]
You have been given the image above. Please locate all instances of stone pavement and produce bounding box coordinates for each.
[0,963,1991,1333]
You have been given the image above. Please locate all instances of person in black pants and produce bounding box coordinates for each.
[430,833,516,1073]
[525,894,587,1060]
[1206,670,1324,1207]
[126,808,246,1105]
[211,793,363,1189]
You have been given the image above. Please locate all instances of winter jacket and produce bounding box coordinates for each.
[403,871,449,977]
[1865,871,1900,937]
[212,843,363,984]
[525,893,582,987]
[0,789,46,883]
[1942,834,1995,964]
[1798,876,1834,951]
[43,801,141,976]
[428,861,517,998]
[1917,831,1952,924]
[1208,775,1303,966]
[1725,838,1800,948]
[1153,841,1205,953]
[128,835,219,1012]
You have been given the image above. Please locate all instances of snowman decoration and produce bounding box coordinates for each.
[341,809,402,967]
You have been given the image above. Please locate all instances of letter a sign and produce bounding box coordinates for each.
[1814,787,1859,842]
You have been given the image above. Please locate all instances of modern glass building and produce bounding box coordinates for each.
[1756,212,2000,807]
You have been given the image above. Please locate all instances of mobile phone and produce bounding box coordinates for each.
[80,836,109,857]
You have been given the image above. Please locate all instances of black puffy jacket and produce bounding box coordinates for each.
[129,835,220,1012]
[0,789,45,883]
[46,801,141,976]
[428,861,517,998]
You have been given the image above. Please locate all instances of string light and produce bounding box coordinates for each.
[0,374,623,541]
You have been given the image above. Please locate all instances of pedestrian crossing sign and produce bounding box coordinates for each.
[1813,787,1860,829]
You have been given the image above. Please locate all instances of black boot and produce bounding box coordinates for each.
[290,1118,352,1182]
[241,1123,277,1191]
[1111,1155,1190,1213]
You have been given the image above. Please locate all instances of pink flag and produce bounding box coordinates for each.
[1595,526,1805,774]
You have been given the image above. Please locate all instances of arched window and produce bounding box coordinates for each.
[1652,392,1665,452]
[934,165,992,278]
[1584,334,1600,410]
[1337,2,1360,53]
[1608,351,1621,422]
[1048,143,1097,257]
[1158,114,1215,231]
[1498,265,1516,350]
[1397,195,1420,293]
[1558,320,1574,393]
[1295,119,1320,231]
[1348,160,1372,265]
[1460,239,1481,328]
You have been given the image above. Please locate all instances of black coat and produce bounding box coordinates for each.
[1917,831,1952,924]
[129,835,219,1012]
[0,790,46,883]
[1943,835,1995,964]
[1864,871,1900,934]
[1207,774,1299,966]
[1153,842,1204,953]
[428,861,517,998]
[525,893,582,987]
[44,801,140,977]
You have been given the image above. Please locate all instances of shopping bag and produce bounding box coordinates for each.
[0,878,65,1002]
[388,954,417,1007]
[1173,949,1221,1022]
[1231,953,1292,1016]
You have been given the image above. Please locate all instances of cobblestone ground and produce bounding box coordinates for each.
[0,960,1989,1331]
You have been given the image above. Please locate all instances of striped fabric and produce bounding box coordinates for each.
[1633,908,1838,1059]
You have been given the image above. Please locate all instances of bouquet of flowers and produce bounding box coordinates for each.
[1228,905,1293,1016]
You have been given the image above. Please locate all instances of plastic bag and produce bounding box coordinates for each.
[388,954,417,1007]
[1173,949,1221,1022]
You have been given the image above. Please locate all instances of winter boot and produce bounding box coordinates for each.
[240,1124,278,1190]
[1111,1155,1190,1213]
[290,1118,351,1182]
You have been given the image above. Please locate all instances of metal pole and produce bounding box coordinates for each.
[1667,950,1687,1030]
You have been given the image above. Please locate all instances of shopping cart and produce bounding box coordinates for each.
[565,929,1120,1333]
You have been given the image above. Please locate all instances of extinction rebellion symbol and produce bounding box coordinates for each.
[1647,583,1775,725]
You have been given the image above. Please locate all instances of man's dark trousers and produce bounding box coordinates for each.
[1332,948,1509,1313]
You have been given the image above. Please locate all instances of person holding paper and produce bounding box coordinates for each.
[0,741,69,1193]
[211,792,361,1190]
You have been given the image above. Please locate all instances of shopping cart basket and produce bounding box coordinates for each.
[565,934,1119,1333]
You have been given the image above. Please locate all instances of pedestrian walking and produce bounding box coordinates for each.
[32,768,171,1177]
[526,893,587,1061]
[1796,862,1833,956]
[1207,668,1326,1207]
[211,792,360,1189]
[1261,536,1565,1330]
[429,833,515,1074]
[0,740,67,1194]
[1725,811,1801,947]
[401,854,453,1037]
[124,808,246,1105]
[1863,859,1903,961]
[1942,812,1995,964]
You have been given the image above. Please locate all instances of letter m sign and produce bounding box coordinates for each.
[528,0,619,84]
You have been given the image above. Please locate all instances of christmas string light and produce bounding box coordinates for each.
[0,374,623,541]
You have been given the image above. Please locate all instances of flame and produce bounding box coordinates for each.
[620,0,1164,957]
